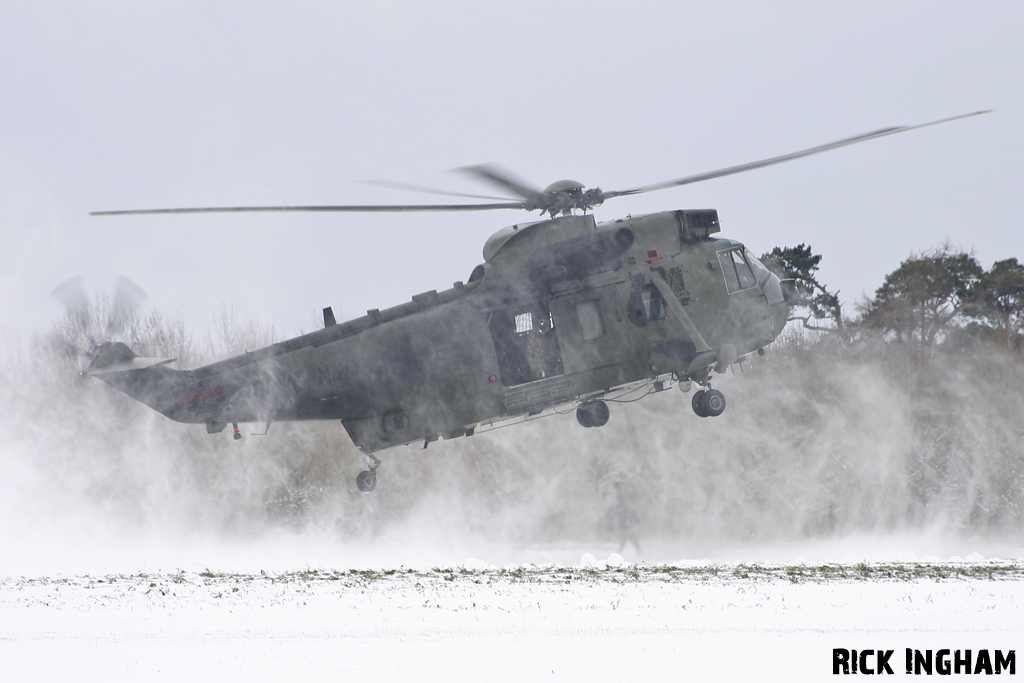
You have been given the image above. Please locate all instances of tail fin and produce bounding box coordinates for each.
[85,342,198,423]
[86,341,176,375]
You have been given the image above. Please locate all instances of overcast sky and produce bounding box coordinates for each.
[2,1,1021,354]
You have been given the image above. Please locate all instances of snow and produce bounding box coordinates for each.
[3,560,1023,682]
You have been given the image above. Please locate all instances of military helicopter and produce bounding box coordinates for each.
[88,111,987,492]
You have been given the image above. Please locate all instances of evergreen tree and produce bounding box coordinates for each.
[968,257,1024,350]
[858,244,983,351]
[760,244,843,330]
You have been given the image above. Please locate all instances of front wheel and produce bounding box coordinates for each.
[576,401,610,428]
[692,390,709,417]
[703,389,726,417]
[576,406,595,428]
[588,401,610,427]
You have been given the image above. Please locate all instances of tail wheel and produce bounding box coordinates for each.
[356,470,377,493]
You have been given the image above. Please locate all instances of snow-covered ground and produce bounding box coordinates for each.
[4,558,1023,682]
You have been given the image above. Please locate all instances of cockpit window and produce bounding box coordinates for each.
[745,248,785,305]
[744,249,770,283]
[718,248,758,293]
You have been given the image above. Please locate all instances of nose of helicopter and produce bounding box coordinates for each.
[763,271,793,335]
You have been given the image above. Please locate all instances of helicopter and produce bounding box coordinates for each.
[87,111,988,492]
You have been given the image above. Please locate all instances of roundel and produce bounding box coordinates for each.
[390,357,410,379]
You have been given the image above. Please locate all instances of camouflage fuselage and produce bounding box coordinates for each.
[93,210,789,453]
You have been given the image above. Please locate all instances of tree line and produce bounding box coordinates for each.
[763,243,1024,354]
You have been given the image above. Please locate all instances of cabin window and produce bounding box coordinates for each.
[575,300,606,341]
[718,248,758,293]
[488,302,564,386]
[642,283,665,320]
[626,281,668,327]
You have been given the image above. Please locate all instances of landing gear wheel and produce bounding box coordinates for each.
[588,401,609,427]
[576,407,594,428]
[703,389,726,417]
[692,390,709,418]
[576,401,610,428]
[356,470,377,493]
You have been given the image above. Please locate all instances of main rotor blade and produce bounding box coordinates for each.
[52,275,87,311]
[110,274,148,313]
[603,110,992,200]
[357,179,517,201]
[91,201,527,216]
[453,164,545,201]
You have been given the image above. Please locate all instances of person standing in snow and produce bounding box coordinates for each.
[611,480,642,556]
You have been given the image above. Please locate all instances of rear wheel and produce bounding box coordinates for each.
[356,470,377,493]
